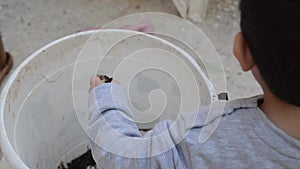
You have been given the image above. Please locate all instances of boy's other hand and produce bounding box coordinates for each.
[119,21,154,34]
[89,76,120,93]
[79,21,154,34]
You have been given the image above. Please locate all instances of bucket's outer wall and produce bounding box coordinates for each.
[2,33,92,169]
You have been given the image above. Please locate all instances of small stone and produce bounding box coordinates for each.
[19,17,24,23]
[231,13,237,19]
[181,27,185,32]
[224,8,230,12]
[233,1,239,6]
[216,15,222,19]
[11,51,19,57]
[2,4,8,9]
[135,5,140,9]
[214,23,219,28]
[225,1,231,6]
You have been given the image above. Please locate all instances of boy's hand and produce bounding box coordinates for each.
[89,76,120,93]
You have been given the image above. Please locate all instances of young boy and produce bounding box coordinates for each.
[87,0,300,168]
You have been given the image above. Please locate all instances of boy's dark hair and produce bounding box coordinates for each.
[239,0,300,106]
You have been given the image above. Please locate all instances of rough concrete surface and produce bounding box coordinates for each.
[0,0,262,161]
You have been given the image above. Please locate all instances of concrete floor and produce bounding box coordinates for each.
[0,0,178,69]
[0,0,262,162]
[0,0,261,99]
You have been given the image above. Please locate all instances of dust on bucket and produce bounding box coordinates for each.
[0,30,213,169]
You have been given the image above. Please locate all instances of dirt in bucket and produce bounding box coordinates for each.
[58,149,96,169]
[57,130,151,169]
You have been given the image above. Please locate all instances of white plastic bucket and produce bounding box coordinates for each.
[0,29,213,169]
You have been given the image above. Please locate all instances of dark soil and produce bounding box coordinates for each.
[57,129,150,169]
[58,149,96,169]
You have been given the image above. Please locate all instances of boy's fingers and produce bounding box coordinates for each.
[89,76,96,86]
[94,77,103,86]
[89,76,103,93]
[89,76,120,93]
[119,25,138,31]
[137,21,155,33]
[119,21,154,34]
[90,76,103,87]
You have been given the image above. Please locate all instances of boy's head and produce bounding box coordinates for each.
[234,0,300,106]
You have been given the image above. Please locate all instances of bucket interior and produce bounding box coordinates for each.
[1,30,212,169]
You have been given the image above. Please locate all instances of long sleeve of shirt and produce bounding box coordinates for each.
[86,83,188,169]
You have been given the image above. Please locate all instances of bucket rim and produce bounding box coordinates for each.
[0,29,215,169]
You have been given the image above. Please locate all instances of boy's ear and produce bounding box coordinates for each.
[233,32,256,71]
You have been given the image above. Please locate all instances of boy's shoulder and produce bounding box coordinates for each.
[182,95,263,129]
[179,95,300,168]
